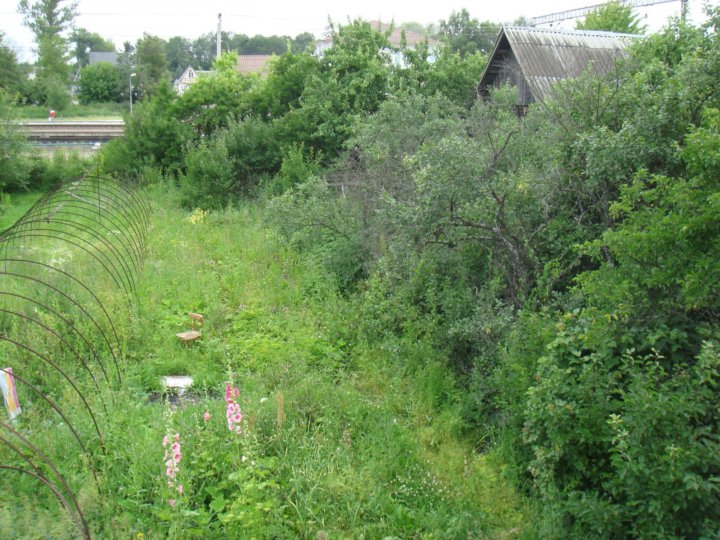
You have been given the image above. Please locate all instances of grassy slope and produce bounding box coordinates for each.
[0,187,529,538]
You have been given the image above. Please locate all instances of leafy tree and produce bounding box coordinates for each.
[43,73,70,110]
[165,36,194,79]
[135,33,169,98]
[280,20,392,158]
[18,0,76,86]
[399,21,429,36]
[122,80,190,173]
[78,62,122,103]
[576,1,645,34]
[70,27,115,68]
[0,89,30,192]
[291,32,315,53]
[249,51,319,119]
[439,9,499,56]
[0,33,25,98]
[175,52,256,137]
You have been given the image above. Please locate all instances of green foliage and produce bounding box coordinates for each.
[248,51,319,119]
[120,81,191,174]
[181,118,281,208]
[164,36,193,79]
[265,144,323,196]
[180,133,234,209]
[70,27,115,68]
[439,9,499,57]
[576,1,646,34]
[175,56,255,137]
[135,33,170,98]
[19,0,76,87]
[0,89,31,192]
[0,33,25,99]
[78,62,123,103]
[279,20,393,159]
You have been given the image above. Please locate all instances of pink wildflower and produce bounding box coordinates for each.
[174,433,180,442]
[162,435,169,447]
[177,484,183,494]
[225,385,243,434]
[203,411,211,422]
[169,499,176,508]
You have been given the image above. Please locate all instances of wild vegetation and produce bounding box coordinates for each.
[0,6,719,539]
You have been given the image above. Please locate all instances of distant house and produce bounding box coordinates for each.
[236,55,273,78]
[314,21,440,67]
[478,26,640,112]
[173,66,211,95]
[89,51,120,66]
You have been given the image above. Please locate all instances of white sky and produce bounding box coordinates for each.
[0,0,708,62]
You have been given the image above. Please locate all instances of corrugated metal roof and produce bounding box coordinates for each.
[480,26,641,102]
[236,55,273,77]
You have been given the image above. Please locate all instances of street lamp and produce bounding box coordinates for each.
[129,72,136,113]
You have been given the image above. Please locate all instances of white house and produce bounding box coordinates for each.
[173,66,212,95]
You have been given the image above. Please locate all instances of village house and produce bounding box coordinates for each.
[478,26,641,113]
[173,66,212,95]
[236,54,273,78]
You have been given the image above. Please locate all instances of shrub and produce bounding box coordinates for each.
[180,133,234,209]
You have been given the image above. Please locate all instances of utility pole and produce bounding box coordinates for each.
[217,13,222,60]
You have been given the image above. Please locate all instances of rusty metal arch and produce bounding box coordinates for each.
[0,258,123,360]
[0,425,91,540]
[0,274,120,382]
[0,337,103,439]
[0,368,99,479]
[0,175,150,539]
[18,187,144,282]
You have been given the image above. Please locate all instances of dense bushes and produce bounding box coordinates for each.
[95,11,720,537]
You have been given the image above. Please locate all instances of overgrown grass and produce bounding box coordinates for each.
[0,184,530,538]
[0,191,42,231]
[18,102,126,121]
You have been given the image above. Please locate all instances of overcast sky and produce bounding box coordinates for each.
[0,0,706,62]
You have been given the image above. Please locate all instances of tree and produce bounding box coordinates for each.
[576,1,645,34]
[0,89,30,192]
[165,36,193,79]
[291,32,315,53]
[135,33,169,98]
[70,27,115,68]
[0,33,24,98]
[78,62,122,103]
[439,9,499,57]
[18,0,77,85]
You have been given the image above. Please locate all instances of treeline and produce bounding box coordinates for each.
[1,3,501,110]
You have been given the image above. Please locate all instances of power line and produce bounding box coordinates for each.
[530,0,679,26]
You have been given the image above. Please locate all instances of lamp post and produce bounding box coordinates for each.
[129,72,136,113]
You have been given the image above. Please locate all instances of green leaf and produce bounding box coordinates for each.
[209,495,226,513]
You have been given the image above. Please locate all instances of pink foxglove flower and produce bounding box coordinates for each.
[163,433,183,505]
[225,385,243,434]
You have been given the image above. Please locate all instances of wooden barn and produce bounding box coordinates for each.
[478,26,641,112]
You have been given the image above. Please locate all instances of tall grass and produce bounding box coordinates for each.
[0,183,530,538]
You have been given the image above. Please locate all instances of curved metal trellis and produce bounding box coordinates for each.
[0,174,150,539]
